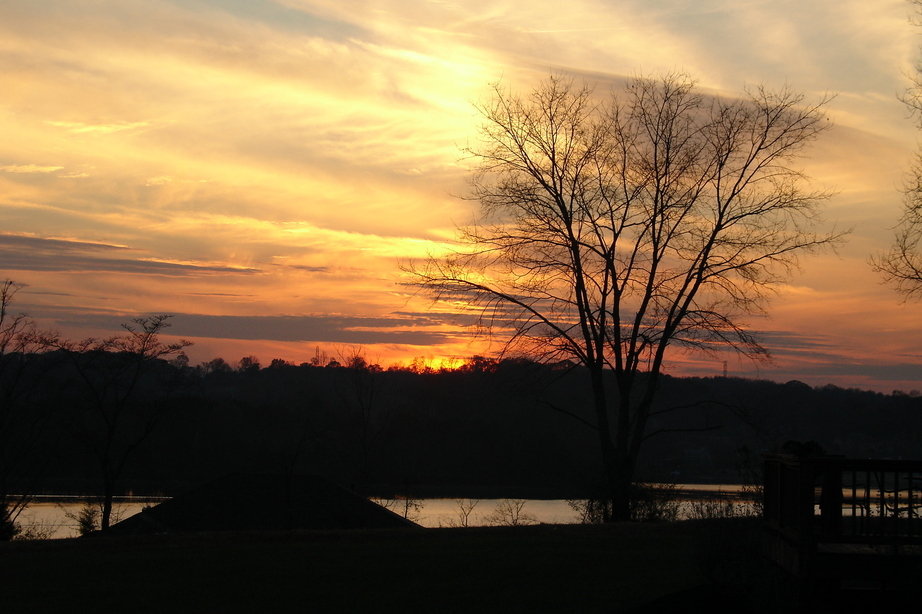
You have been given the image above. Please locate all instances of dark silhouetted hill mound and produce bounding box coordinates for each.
[106,474,418,535]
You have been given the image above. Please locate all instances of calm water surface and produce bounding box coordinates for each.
[16,499,163,539]
[17,484,750,538]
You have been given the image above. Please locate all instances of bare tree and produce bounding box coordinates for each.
[871,195,922,298]
[444,498,480,527]
[454,497,479,527]
[372,495,423,523]
[411,74,840,520]
[567,498,609,525]
[485,499,536,526]
[58,315,190,529]
[872,1,922,298]
[0,280,59,539]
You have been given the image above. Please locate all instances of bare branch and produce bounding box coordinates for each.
[407,73,837,520]
[874,4,922,298]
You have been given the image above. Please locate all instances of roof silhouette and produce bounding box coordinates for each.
[106,474,419,534]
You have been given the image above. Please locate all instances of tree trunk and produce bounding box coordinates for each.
[608,453,634,521]
[588,367,617,521]
[101,484,113,530]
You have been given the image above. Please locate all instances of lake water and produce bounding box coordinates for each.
[14,497,167,539]
[14,484,753,539]
[15,498,583,538]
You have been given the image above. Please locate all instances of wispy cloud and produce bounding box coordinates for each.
[0,164,64,173]
[46,120,150,135]
[39,310,465,345]
[0,234,259,276]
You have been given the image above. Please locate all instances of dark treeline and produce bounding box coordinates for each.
[5,349,922,502]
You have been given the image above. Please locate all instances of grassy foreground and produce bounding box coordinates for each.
[1,519,770,612]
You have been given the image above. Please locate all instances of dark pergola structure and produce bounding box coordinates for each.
[763,453,922,591]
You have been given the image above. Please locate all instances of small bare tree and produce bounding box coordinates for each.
[443,498,480,527]
[412,74,841,520]
[567,498,609,525]
[485,499,536,526]
[373,495,423,523]
[58,315,190,529]
[454,498,479,527]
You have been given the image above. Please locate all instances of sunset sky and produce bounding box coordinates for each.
[2,0,920,391]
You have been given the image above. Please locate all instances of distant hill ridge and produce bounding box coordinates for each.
[5,355,921,498]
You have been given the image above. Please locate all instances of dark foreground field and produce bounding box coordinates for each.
[9,517,907,613]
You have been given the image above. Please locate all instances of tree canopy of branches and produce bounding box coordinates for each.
[0,280,58,538]
[872,1,922,298]
[412,73,839,520]
[58,314,190,529]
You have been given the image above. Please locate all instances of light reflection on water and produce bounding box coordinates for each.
[17,498,583,537]
[17,484,753,538]
[412,499,581,528]
[15,501,157,539]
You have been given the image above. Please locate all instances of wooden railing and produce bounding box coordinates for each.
[763,453,922,578]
